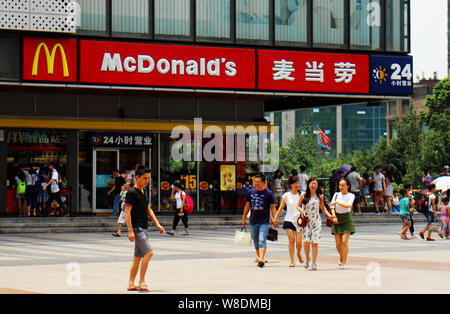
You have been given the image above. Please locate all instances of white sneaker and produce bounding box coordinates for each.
[310,264,317,271]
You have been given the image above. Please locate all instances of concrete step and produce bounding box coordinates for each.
[0,213,433,234]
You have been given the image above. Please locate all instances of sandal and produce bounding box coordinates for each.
[112,232,121,237]
[127,283,137,291]
[138,282,150,292]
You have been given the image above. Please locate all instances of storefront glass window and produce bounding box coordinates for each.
[154,0,191,37]
[236,0,270,41]
[275,0,308,44]
[159,133,197,213]
[350,0,381,50]
[196,0,231,40]
[386,0,409,52]
[76,0,107,33]
[6,129,68,215]
[112,0,149,34]
[312,0,345,47]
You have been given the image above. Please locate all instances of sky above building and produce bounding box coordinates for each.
[411,0,448,81]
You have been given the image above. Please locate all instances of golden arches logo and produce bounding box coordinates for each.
[32,42,70,77]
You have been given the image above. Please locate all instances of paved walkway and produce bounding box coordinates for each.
[0,224,448,294]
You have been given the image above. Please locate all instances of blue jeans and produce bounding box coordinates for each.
[250,223,270,250]
[112,194,121,216]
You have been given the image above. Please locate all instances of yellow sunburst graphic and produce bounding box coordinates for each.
[373,65,388,84]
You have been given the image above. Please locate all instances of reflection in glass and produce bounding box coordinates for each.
[350,0,381,49]
[236,0,269,41]
[386,0,409,52]
[196,0,231,39]
[112,0,149,34]
[155,0,190,36]
[275,0,307,44]
[76,0,107,32]
[313,0,344,46]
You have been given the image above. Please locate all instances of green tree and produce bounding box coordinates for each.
[420,78,450,174]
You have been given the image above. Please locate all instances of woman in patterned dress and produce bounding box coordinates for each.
[297,177,333,271]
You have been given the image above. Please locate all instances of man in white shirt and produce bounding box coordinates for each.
[42,162,69,216]
[346,166,363,215]
[298,165,309,193]
[370,166,386,214]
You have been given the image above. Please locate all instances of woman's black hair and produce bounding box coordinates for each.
[302,177,322,205]
[288,175,299,186]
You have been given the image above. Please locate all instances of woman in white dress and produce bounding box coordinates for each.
[274,176,304,267]
[297,177,333,271]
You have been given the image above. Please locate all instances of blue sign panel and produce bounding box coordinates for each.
[370,55,413,95]
[89,133,154,148]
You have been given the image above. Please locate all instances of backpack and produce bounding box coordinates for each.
[180,191,194,214]
[416,194,430,214]
[17,179,26,195]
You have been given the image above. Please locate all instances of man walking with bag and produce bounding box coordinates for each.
[242,173,279,268]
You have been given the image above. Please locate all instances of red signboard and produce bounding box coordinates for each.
[257,50,369,94]
[22,37,77,82]
[79,40,256,90]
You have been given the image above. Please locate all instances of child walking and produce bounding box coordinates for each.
[113,183,131,237]
[439,197,449,239]
[399,189,412,240]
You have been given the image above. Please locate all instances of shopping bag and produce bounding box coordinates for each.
[429,221,440,233]
[267,227,278,242]
[234,228,252,246]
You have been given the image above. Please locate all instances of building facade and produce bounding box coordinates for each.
[0,0,412,216]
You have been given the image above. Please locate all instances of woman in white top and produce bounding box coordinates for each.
[272,170,284,207]
[167,180,189,236]
[329,179,355,269]
[274,176,304,267]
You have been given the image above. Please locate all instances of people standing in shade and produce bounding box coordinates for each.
[370,166,386,214]
[399,189,413,240]
[242,173,279,268]
[42,162,68,217]
[419,183,439,241]
[14,167,26,217]
[361,173,370,211]
[392,190,400,213]
[167,181,189,236]
[108,169,126,217]
[298,177,334,271]
[346,166,363,215]
[328,179,355,269]
[124,166,165,292]
[421,169,432,195]
[384,169,395,214]
[272,170,284,208]
[298,165,309,193]
[274,176,304,267]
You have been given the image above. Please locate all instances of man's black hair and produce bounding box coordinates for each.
[135,166,151,177]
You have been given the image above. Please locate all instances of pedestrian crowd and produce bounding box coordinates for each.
[13,162,69,217]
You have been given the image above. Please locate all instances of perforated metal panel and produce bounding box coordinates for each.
[0,12,29,30]
[0,0,76,33]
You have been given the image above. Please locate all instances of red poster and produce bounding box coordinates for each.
[22,37,77,82]
[258,50,369,94]
[80,40,256,90]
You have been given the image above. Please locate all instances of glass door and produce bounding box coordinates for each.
[93,149,119,213]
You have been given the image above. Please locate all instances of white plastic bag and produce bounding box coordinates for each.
[234,228,252,246]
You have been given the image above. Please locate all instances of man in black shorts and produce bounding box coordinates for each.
[124,166,165,292]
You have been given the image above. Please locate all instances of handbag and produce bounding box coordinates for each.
[297,213,309,229]
[234,228,252,246]
[267,227,278,241]
[326,216,334,228]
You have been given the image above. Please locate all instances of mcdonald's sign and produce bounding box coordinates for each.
[23,38,77,82]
